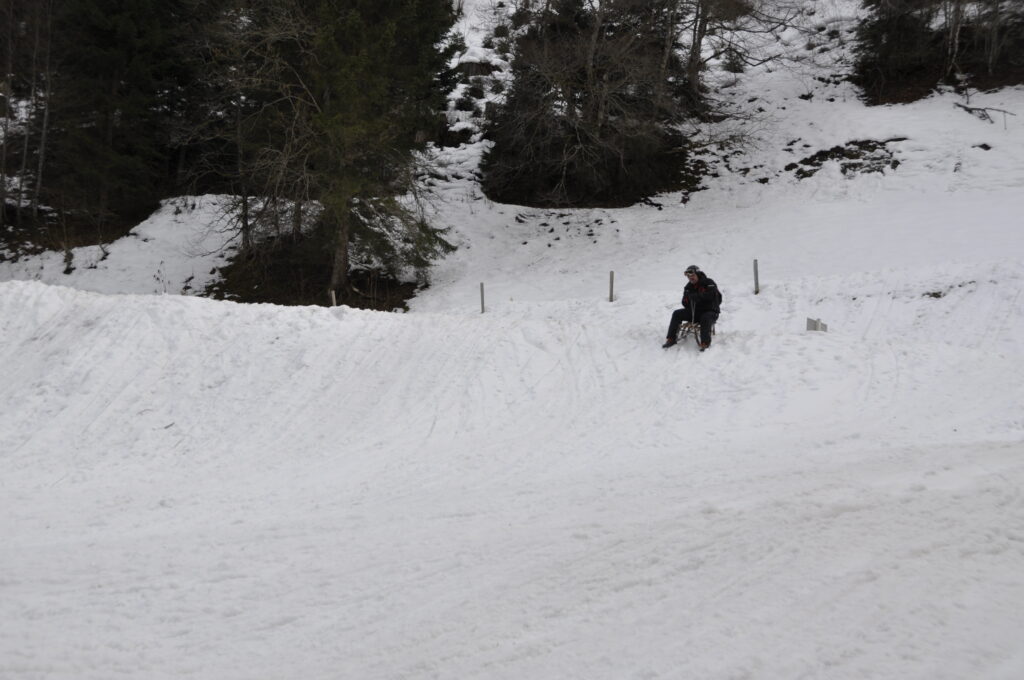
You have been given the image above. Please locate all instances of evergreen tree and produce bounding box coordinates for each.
[39,0,194,231]
[853,0,1024,104]
[482,0,694,207]
[852,0,943,104]
[4,0,459,304]
[304,0,459,297]
[185,0,458,304]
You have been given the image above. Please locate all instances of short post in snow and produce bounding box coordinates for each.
[609,270,615,302]
[753,259,760,295]
[480,282,485,314]
[806,318,828,332]
[329,289,337,307]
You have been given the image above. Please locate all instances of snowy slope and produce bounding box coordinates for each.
[0,196,237,297]
[3,0,1024,678]
[2,267,1023,679]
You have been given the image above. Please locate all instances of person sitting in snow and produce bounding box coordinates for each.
[663,264,721,349]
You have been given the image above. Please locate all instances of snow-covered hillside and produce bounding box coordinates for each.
[3,1,1024,678]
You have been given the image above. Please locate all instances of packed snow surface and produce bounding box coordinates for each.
[3,1,1024,678]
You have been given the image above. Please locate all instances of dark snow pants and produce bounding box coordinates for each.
[667,308,719,345]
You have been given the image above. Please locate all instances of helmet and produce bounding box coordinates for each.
[684,265,701,275]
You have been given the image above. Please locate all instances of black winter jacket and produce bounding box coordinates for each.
[682,272,721,313]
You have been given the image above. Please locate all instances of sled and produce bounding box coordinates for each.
[676,321,716,348]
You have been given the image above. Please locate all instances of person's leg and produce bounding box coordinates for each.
[667,308,690,340]
[698,311,719,346]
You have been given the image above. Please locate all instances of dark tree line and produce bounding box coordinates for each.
[1,0,210,237]
[482,0,693,207]
[480,0,799,207]
[482,0,1024,207]
[0,0,458,304]
[853,0,1024,104]
[4,0,1023,300]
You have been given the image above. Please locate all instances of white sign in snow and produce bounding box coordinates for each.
[807,317,828,332]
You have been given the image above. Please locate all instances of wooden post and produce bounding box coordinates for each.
[753,259,760,295]
[329,289,337,307]
[480,282,485,313]
[609,270,615,302]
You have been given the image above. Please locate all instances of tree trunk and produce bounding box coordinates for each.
[1,0,14,229]
[235,102,252,253]
[596,73,609,131]
[175,144,187,191]
[655,1,680,119]
[291,198,302,238]
[984,0,1004,75]
[97,75,120,228]
[328,203,352,300]
[32,0,53,220]
[240,193,251,252]
[943,0,966,79]
[540,0,552,62]
[584,1,606,125]
[686,0,710,103]
[18,0,42,227]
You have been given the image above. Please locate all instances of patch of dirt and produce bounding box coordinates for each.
[784,138,907,179]
[923,280,976,299]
